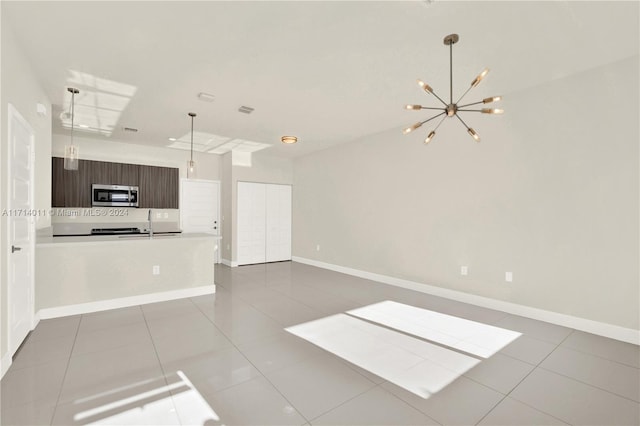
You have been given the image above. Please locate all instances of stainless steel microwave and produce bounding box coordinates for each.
[92,184,139,207]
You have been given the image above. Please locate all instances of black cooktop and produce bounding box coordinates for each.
[90,227,141,235]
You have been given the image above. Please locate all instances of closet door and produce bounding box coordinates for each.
[237,182,266,265]
[266,184,292,262]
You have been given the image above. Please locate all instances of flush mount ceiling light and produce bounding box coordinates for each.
[403,33,503,144]
[187,112,197,178]
[281,136,298,144]
[64,87,80,170]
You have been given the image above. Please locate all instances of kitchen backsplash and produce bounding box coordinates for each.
[50,208,180,236]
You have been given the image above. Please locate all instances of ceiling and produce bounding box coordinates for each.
[3,1,638,158]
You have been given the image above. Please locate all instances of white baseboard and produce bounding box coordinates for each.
[37,285,216,320]
[1,350,12,379]
[292,256,639,345]
[221,258,238,267]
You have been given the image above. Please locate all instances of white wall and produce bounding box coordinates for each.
[220,152,233,262]
[1,14,53,365]
[293,56,639,331]
[52,134,221,181]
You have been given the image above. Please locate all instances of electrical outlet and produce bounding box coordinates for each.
[505,271,513,282]
[153,265,160,275]
[460,266,468,276]
[316,244,320,251]
[163,212,168,219]
[156,212,162,219]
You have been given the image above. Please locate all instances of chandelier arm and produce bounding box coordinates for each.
[433,114,448,131]
[454,113,472,130]
[455,85,474,105]
[457,109,484,112]
[425,89,448,107]
[457,100,484,108]
[420,106,447,111]
[420,111,447,126]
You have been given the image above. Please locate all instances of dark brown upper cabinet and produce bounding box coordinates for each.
[51,157,179,209]
[137,165,179,209]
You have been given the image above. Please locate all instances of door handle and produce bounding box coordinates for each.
[11,245,22,253]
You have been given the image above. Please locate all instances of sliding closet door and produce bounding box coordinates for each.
[266,184,292,262]
[237,182,266,265]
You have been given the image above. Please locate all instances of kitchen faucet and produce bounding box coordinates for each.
[148,209,153,238]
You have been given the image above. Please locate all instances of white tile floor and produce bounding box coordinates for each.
[1,261,639,425]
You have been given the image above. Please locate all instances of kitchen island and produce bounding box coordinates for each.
[35,233,219,318]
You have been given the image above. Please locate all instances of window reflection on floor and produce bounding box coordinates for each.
[67,371,218,425]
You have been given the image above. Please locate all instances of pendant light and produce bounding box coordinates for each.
[403,34,503,144]
[187,112,197,178]
[64,87,80,170]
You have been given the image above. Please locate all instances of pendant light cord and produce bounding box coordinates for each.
[70,90,75,146]
[190,114,194,162]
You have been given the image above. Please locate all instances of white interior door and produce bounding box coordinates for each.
[180,179,220,261]
[8,104,35,356]
[237,182,266,265]
[180,180,220,233]
[266,184,292,262]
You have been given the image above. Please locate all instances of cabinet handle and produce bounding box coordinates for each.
[11,245,22,253]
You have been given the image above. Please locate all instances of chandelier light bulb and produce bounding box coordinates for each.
[405,104,422,110]
[403,122,422,134]
[483,96,502,104]
[468,128,480,142]
[417,80,433,94]
[481,108,504,114]
[471,68,490,87]
[424,131,436,144]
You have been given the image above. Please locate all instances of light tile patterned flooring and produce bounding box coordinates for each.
[1,262,639,425]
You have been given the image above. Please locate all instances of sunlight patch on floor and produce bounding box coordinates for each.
[348,301,521,358]
[286,302,521,399]
[72,371,218,425]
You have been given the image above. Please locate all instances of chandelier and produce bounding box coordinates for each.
[403,33,503,144]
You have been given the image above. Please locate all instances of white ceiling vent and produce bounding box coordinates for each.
[238,106,254,114]
[197,92,215,102]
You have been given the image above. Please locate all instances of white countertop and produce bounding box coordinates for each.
[37,232,221,247]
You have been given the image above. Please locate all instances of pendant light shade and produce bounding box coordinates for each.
[187,112,197,179]
[403,34,503,145]
[64,87,80,170]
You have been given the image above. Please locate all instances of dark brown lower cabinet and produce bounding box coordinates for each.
[51,157,179,208]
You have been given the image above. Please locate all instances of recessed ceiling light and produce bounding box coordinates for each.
[197,92,216,102]
[281,136,298,144]
[78,124,89,128]
[168,137,177,141]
